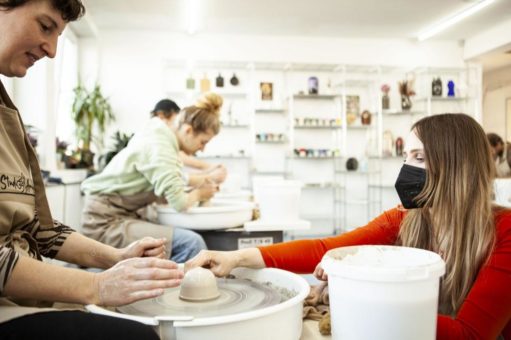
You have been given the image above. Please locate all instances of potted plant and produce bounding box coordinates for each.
[98,130,133,170]
[398,79,416,111]
[71,83,115,168]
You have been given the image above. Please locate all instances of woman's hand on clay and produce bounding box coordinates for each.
[93,257,183,306]
[198,179,219,201]
[184,250,239,277]
[313,262,328,281]
[207,165,227,184]
[118,237,168,261]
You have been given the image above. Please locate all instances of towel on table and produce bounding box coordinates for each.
[302,281,331,335]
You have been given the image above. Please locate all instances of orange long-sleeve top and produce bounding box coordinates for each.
[259,207,511,339]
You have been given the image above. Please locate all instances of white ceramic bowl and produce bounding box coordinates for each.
[214,190,252,202]
[157,200,254,230]
[86,267,309,340]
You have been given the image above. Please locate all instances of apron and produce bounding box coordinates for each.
[0,80,64,323]
[82,192,174,254]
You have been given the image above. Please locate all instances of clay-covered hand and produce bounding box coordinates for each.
[197,179,219,201]
[94,257,183,306]
[184,250,239,277]
[313,262,328,281]
[207,165,227,184]
[118,237,167,261]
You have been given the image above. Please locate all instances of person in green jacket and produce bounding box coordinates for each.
[81,93,224,262]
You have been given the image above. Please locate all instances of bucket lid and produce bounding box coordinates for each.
[321,245,445,282]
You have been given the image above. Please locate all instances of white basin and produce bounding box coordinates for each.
[157,200,254,230]
[86,267,309,340]
[214,190,252,202]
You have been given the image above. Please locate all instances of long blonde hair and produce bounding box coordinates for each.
[178,92,222,135]
[398,113,496,315]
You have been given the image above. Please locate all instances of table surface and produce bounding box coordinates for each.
[301,320,332,340]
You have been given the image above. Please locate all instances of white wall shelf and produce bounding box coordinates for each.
[255,108,286,113]
[383,110,426,116]
[255,140,287,144]
[221,124,250,128]
[292,94,340,100]
[415,96,469,102]
[294,125,342,130]
[287,156,341,160]
[161,60,482,238]
[198,155,251,159]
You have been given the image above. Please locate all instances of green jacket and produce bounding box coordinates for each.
[81,118,187,211]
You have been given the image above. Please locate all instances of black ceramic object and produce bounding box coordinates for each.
[216,74,224,87]
[346,157,359,171]
[230,73,239,86]
[432,77,442,96]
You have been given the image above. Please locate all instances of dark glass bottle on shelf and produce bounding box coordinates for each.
[216,73,224,88]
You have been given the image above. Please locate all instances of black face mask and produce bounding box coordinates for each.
[394,164,427,209]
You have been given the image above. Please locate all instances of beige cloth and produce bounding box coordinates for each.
[0,80,74,323]
[303,281,331,336]
[81,192,173,254]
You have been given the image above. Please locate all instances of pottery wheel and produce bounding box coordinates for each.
[117,278,282,318]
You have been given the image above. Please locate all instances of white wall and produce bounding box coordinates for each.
[464,17,511,61]
[82,30,466,138]
[482,66,511,139]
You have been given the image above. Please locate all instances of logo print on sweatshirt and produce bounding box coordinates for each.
[0,173,35,195]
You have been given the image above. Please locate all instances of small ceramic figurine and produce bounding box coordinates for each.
[200,74,210,93]
[308,76,319,95]
[383,130,394,157]
[395,137,404,156]
[230,73,240,86]
[361,110,371,125]
[432,77,442,97]
[346,157,359,171]
[447,80,455,97]
[186,75,195,90]
[216,73,224,88]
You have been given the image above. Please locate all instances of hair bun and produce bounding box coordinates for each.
[195,92,223,116]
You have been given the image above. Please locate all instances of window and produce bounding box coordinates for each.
[55,30,79,149]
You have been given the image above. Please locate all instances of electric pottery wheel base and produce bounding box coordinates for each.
[86,267,309,340]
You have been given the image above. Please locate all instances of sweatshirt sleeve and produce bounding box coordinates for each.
[0,245,19,296]
[135,126,188,211]
[258,207,404,273]
[436,213,511,340]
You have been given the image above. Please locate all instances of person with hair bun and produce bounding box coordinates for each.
[81,92,225,263]
[149,98,227,185]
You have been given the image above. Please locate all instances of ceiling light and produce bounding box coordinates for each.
[186,0,199,35]
[417,0,496,41]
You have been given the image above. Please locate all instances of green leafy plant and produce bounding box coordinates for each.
[71,83,115,168]
[98,131,133,170]
[71,83,115,152]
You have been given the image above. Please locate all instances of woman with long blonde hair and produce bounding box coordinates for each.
[186,113,511,339]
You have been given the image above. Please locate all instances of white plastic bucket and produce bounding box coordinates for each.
[251,176,284,202]
[321,245,445,340]
[254,180,302,223]
[220,173,242,193]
